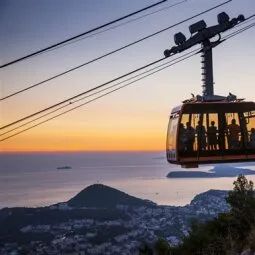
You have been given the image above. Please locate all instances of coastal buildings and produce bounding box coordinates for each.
[0,189,229,255]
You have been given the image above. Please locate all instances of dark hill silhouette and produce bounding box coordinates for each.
[167,164,255,178]
[68,184,156,208]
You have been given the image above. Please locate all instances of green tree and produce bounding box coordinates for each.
[247,226,255,252]
[138,175,255,255]
[155,237,171,255]
[18,247,31,255]
[139,243,154,255]
[226,174,254,213]
[174,215,228,255]
[163,175,255,254]
[226,175,255,252]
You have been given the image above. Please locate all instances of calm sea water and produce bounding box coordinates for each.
[1,151,255,209]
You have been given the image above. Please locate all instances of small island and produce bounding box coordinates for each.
[167,164,255,178]
[56,165,72,170]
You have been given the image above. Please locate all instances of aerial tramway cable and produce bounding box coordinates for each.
[0,57,166,130]
[33,0,188,55]
[1,20,254,142]
[2,15,252,143]
[0,51,199,142]
[0,49,200,138]
[233,14,255,28]
[222,21,255,40]
[1,16,253,134]
[0,0,168,69]
[0,0,232,101]
[0,25,253,141]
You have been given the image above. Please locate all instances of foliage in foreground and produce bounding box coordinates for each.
[139,175,255,255]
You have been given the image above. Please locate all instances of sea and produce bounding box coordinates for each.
[1,151,255,209]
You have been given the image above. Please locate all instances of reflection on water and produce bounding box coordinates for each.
[1,151,255,208]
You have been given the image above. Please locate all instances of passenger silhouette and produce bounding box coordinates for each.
[227,118,240,149]
[186,122,195,152]
[207,121,218,150]
[250,128,255,149]
[195,121,206,150]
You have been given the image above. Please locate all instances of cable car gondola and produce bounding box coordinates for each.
[164,12,255,167]
[166,98,255,168]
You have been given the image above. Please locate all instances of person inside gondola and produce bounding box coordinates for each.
[186,122,195,152]
[227,118,240,149]
[207,121,218,150]
[250,128,255,149]
[179,123,187,151]
[195,121,206,151]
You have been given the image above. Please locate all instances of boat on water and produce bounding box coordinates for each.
[56,166,72,170]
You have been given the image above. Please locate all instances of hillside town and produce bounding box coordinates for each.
[0,186,230,255]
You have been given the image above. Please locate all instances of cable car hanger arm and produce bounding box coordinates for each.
[164,12,245,57]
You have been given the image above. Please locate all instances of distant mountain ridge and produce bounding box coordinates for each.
[167,164,255,178]
[68,184,156,208]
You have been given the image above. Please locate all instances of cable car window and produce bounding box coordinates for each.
[225,113,241,150]
[167,116,178,151]
[180,114,196,152]
[206,113,219,151]
[180,114,190,127]
[244,111,255,149]
[194,113,219,152]
[196,114,207,151]
[194,114,203,152]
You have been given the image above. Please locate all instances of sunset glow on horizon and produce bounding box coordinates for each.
[1,130,166,152]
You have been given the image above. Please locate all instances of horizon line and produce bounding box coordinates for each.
[0,149,165,154]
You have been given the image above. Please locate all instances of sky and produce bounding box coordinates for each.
[0,0,255,152]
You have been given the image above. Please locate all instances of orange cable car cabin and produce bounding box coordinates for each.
[166,100,255,168]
